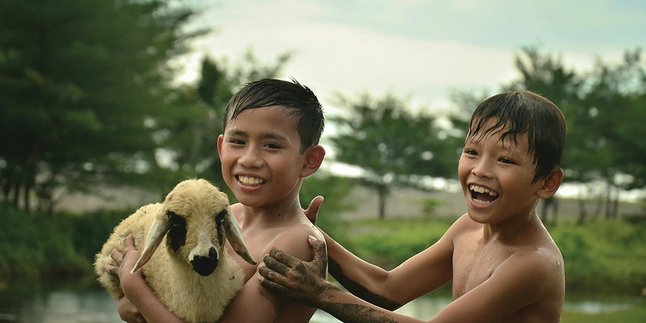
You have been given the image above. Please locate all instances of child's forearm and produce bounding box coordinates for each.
[121,272,184,323]
[322,230,401,310]
[316,285,423,323]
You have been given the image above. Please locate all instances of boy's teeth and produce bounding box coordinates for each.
[469,185,498,197]
[238,176,265,186]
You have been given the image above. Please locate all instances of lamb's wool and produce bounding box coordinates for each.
[94,179,254,322]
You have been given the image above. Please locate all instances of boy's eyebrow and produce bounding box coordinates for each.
[465,134,519,152]
[224,129,246,137]
[225,128,289,142]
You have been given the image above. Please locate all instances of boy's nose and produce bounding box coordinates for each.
[471,159,492,178]
[239,148,263,168]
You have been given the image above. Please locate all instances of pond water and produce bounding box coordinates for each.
[0,278,642,322]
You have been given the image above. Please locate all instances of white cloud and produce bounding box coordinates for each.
[177,0,644,111]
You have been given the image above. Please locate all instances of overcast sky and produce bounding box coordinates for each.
[174,0,645,196]
[177,0,645,114]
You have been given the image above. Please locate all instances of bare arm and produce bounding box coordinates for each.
[304,196,452,308]
[112,235,184,323]
[260,236,426,323]
[261,230,562,322]
[303,197,398,307]
[318,223,454,309]
[218,224,319,322]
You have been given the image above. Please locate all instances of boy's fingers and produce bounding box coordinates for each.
[310,237,327,261]
[308,236,328,277]
[262,254,291,275]
[123,234,135,250]
[269,248,300,268]
[106,264,119,276]
[303,196,324,224]
[259,270,289,295]
[111,248,124,263]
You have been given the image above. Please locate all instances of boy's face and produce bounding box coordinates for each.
[217,106,313,208]
[458,120,545,224]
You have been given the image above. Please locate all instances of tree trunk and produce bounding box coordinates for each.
[11,182,20,208]
[377,185,387,220]
[22,184,31,213]
[576,197,588,225]
[611,186,620,218]
[604,181,613,219]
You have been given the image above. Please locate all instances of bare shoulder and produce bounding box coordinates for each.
[513,227,564,283]
[270,222,322,261]
[495,241,565,301]
[229,203,244,222]
[445,213,481,240]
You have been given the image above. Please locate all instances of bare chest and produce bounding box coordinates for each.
[230,227,285,280]
[452,238,513,297]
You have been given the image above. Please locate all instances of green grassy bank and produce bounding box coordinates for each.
[0,206,124,278]
[1,205,645,296]
[326,216,646,296]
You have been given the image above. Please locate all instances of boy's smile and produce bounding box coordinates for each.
[237,175,266,187]
[468,184,499,204]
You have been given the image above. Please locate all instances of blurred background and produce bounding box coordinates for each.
[1,0,644,322]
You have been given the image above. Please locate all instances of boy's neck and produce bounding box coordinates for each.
[482,208,543,243]
[238,196,305,226]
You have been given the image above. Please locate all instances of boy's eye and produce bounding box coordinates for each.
[228,138,245,145]
[264,143,282,149]
[463,148,477,156]
[499,157,515,164]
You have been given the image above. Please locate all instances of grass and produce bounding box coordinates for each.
[561,300,646,323]
[322,215,646,295]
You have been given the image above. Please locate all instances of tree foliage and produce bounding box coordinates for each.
[0,1,293,212]
[0,0,201,211]
[329,94,460,219]
[503,46,646,221]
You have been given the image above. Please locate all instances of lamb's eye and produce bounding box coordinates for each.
[167,211,186,228]
[215,210,227,226]
[166,211,186,253]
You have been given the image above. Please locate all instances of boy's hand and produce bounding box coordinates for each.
[303,196,324,224]
[117,297,146,323]
[108,235,141,283]
[259,236,331,307]
[108,235,147,323]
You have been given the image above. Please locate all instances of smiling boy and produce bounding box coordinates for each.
[260,91,567,322]
[111,78,327,322]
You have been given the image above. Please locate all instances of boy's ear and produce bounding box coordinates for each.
[216,135,224,156]
[301,145,325,177]
[536,168,564,199]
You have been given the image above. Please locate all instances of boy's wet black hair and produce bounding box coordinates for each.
[223,78,324,153]
[466,91,567,183]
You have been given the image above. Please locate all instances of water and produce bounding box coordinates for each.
[0,278,642,322]
[0,280,121,323]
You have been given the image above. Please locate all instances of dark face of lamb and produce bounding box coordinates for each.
[166,209,228,276]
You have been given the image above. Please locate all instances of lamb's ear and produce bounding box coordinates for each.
[132,217,170,272]
[224,207,256,265]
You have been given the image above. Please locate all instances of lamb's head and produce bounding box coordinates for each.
[132,179,256,276]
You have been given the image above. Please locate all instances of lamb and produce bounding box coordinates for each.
[94,178,256,322]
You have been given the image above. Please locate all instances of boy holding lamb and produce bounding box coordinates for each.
[108,78,327,322]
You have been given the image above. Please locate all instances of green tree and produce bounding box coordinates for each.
[577,48,646,219]
[0,0,200,212]
[329,93,459,219]
[502,46,646,222]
